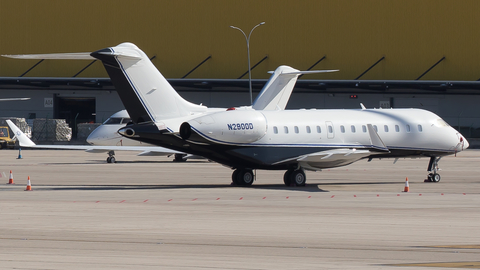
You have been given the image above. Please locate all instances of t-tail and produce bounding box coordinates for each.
[90,43,207,124]
[252,65,338,110]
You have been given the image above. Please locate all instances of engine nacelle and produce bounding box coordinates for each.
[180,110,267,144]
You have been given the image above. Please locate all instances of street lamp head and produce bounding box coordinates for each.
[259,22,265,25]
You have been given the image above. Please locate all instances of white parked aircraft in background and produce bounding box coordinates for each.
[83,42,467,186]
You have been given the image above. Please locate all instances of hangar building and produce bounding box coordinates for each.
[1,0,480,138]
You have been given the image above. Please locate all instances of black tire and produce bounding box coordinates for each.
[111,157,116,163]
[289,169,306,186]
[284,170,293,186]
[236,169,254,186]
[231,169,239,185]
[106,157,112,163]
[432,173,441,182]
[174,154,186,162]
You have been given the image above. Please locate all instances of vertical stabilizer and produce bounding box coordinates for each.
[91,43,207,124]
[252,66,338,110]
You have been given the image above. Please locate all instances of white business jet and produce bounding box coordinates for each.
[71,42,467,186]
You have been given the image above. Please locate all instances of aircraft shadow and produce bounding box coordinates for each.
[37,183,328,192]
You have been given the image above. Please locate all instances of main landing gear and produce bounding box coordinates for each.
[230,167,307,187]
[174,153,187,162]
[283,169,306,187]
[231,169,255,186]
[106,150,116,163]
[426,156,441,182]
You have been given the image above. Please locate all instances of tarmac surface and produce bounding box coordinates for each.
[1,149,479,269]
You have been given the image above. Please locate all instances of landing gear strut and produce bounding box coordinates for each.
[231,169,254,186]
[174,153,187,162]
[106,150,116,163]
[283,169,306,186]
[426,156,441,182]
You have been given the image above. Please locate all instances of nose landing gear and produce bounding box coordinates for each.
[426,156,441,182]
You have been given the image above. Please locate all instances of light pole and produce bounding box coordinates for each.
[230,22,265,105]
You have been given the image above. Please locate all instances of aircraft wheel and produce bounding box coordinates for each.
[174,154,186,162]
[289,169,306,186]
[283,170,293,186]
[110,157,116,163]
[235,169,254,186]
[432,173,441,182]
[106,157,112,163]
[231,169,239,185]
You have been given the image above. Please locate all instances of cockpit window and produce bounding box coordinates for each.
[121,118,131,124]
[434,119,450,127]
[103,117,122,125]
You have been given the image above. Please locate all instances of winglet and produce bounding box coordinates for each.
[366,124,389,152]
[6,120,36,147]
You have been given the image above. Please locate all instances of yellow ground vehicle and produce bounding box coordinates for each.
[0,126,15,149]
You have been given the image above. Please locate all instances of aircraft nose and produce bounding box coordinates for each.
[86,128,100,145]
[462,136,469,150]
[455,133,469,152]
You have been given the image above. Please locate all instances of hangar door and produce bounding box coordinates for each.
[54,97,96,138]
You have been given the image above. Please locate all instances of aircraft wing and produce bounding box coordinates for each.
[6,120,183,156]
[296,148,373,170]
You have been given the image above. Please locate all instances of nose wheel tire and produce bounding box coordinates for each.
[428,173,441,182]
[232,169,254,186]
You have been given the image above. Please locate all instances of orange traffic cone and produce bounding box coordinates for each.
[25,176,32,191]
[7,170,14,184]
[403,177,410,192]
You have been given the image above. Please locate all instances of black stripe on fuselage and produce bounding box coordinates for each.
[123,122,454,170]
[90,48,153,124]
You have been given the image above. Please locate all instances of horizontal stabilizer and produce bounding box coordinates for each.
[267,69,339,75]
[2,53,94,60]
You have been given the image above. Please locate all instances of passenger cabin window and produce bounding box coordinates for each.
[328,126,333,133]
[406,125,411,132]
[395,125,400,132]
[384,125,389,132]
[351,125,356,133]
[284,126,289,134]
[418,125,423,132]
[373,125,378,132]
[306,126,311,133]
[294,126,299,134]
[340,125,345,133]
[362,125,367,133]
[316,126,321,133]
[273,126,278,134]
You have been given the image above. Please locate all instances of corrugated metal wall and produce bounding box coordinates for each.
[1,0,479,80]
